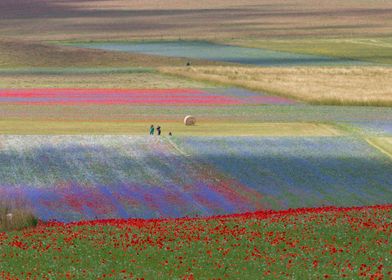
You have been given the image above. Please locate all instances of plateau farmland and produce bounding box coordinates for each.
[0,136,391,222]
[1,0,392,279]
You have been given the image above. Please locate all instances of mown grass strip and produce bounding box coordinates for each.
[0,120,343,136]
[365,138,392,160]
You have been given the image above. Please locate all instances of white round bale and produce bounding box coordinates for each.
[184,115,196,126]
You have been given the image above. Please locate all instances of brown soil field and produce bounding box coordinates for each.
[0,39,216,68]
[1,0,392,41]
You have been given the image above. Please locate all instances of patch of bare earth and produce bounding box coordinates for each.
[0,39,214,68]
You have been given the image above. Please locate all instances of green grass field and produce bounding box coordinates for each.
[1,104,390,123]
[0,71,208,89]
[229,37,392,65]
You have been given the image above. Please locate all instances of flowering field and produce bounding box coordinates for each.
[0,136,391,223]
[174,136,392,209]
[350,122,392,136]
[0,136,266,222]
[2,0,392,278]
[0,205,390,279]
[0,88,295,105]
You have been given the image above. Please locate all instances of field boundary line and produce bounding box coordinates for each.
[164,137,190,157]
[365,138,392,160]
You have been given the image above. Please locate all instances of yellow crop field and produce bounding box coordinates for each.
[161,66,392,106]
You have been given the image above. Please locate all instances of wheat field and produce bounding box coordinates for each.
[161,66,392,106]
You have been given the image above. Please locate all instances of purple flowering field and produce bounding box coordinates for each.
[0,135,391,222]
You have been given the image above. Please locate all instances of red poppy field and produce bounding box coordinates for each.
[1,0,392,279]
[0,205,391,279]
[0,88,295,105]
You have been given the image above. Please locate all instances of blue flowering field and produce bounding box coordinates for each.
[0,135,391,222]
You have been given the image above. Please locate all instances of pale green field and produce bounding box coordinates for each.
[0,71,208,89]
[229,37,392,65]
[1,104,390,124]
[0,121,343,136]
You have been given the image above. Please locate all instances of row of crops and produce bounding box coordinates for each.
[174,137,392,207]
[2,102,391,126]
[0,135,391,222]
[0,87,391,137]
[0,88,296,105]
[0,136,265,221]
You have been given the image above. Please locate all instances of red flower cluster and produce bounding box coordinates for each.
[0,88,295,105]
[0,204,390,279]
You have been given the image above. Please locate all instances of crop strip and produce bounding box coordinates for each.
[365,138,392,160]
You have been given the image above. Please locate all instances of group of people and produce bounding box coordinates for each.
[149,125,172,136]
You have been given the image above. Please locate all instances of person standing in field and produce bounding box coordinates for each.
[149,125,155,135]
[157,125,161,136]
